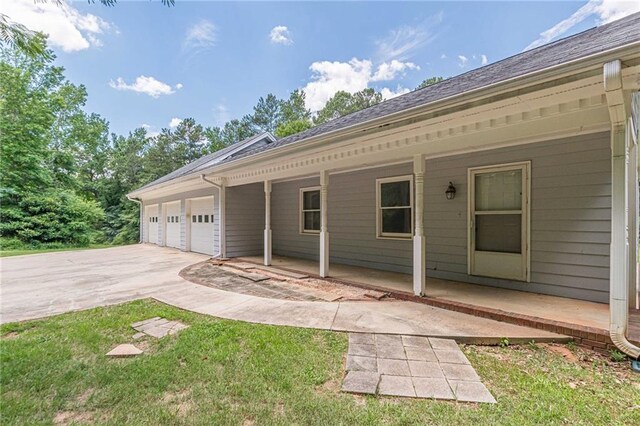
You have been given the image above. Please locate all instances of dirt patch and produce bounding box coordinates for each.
[162,389,192,417]
[76,388,93,405]
[540,343,578,362]
[54,411,93,425]
[180,260,387,302]
[1,331,20,340]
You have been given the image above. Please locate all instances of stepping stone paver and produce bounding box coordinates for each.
[349,333,375,345]
[378,375,416,397]
[106,344,143,358]
[405,347,437,362]
[449,380,496,403]
[256,266,309,279]
[413,377,455,400]
[408,360,445,378]
[346,355,378,372]
[440,363,481,381]
[348,343,377,357]
[230,263,257,270]
[402,335,431,348]
[131,317,189,339]
[341,333,496,404]
[341,371,380,394]
[434,349,470,365]
[377,358,411,376]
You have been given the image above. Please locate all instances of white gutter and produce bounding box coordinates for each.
[604,59,640,360]
[200,174,226,258]
[126,196,143,244]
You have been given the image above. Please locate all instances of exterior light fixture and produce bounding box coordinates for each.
[445,182,456,200]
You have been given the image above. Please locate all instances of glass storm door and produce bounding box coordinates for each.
[469,162,529,281]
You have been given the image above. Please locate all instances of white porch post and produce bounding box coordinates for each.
[220,179,227,258]
[319,170,329,278]
[413,155,426,296]
[264,180,272,266]
[627,118,638,309]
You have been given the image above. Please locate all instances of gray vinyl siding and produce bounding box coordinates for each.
[226,183,264,257]
[272,177,320,261]
[425,131,611,303]
[271,165,414,272]
[144,187,220,254]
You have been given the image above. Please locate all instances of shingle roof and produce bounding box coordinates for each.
[132,13,640,195]
[225,12,640,163]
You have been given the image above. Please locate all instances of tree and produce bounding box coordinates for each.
[251,94,284,134]
[314,88,383,125]
[275,119,312,138]
[417,76,444,90]
[281,89,311,123]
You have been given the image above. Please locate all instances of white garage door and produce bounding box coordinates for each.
[144,204,159,244]
[189,197,215,255]
[164,201,181,249]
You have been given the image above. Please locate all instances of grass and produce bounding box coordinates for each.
[1,300,639,425]
[0,244,117,258]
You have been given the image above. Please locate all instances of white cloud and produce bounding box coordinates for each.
[109,75,181,98]
[440,53,447,59]
[0,0,111,52]
[380,86,411,100]
[457,55,468,68]
[183,19,217,52]
[375,14,443,61]
[524,0,639,51]
[175,83,184,90]
[480,54,488,65]
[269,25,293,45]
[302,58,421,111]
[371,60,420,81]
[169,118,182,128]
[141,124,160,138]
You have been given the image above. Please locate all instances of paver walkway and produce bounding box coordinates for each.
[0,245,568,344]
[342,333,496,403]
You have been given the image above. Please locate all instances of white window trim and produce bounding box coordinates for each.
[376,175,414,240]
[467,161,531,282]
[299,186,321,235]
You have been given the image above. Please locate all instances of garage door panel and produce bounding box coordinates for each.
[144,205,159,244]
[164,201,181,248]
[190,197,215,255]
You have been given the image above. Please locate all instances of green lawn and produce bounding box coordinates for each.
[1,300,639,425]
[0,244,117,258]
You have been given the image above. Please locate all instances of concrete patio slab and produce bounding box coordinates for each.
[405,347,437,362]
[449,380,496,404]
[412,377,455,400]
[408,361,445,378]
[378,375,416,397]
[341,371,380,394]
[346,355,378,372]
[377,358,411,376]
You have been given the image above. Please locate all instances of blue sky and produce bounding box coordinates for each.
[3,1,639,136]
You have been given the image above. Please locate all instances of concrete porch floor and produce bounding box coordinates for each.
[239,255,611,332]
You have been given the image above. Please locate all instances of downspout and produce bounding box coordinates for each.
[604,60,640,362]
[200,174,226,258]
[126,196,143,244]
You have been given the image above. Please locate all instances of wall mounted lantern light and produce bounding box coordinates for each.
[445,182,456,200]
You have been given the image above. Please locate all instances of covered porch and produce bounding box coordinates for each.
[237,254,640,349]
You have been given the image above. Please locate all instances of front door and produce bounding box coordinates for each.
[469,162,530,281]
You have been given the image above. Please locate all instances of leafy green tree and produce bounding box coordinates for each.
[220,117,257,145]
[281,89,311,123]
[275,119,312,138]
[251,94,284,134]
[417,76,444,89]
[314,88,382,125]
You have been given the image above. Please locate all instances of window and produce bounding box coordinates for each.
[204,214,209,223]
[192,215,196,223]
[198,215,203,223]
[300,187,321,234]
[376,176,413,238]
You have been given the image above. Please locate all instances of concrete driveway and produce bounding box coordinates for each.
[0,245,567,343]
[0,245,208,323]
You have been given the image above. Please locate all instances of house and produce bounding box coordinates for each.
[128,14,640,353]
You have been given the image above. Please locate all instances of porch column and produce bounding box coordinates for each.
[627,117,638,309]
[264,180,272,266]
[413,155,426,296]
[220,179,227,258]
[320,170,329,278]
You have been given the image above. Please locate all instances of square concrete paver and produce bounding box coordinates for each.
[348,343,377,357]
[341,371,380,394]
[402,335,430,348]
[346,355,378,372]
[377,358,411,376]
[378,375,416,397]
[449,380,496,403]
[440,363,481,381]
[412,377,455,400]
[405,347,437,362]
[349,333,375,345]
[342,333,495,404]
[132,317,189,338]
[408,361,445,378]
[106,344,143,357]
[434,349,471,365]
